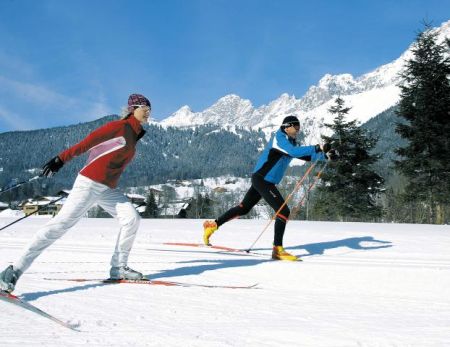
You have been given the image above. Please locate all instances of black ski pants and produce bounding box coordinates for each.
[216,173,290,246]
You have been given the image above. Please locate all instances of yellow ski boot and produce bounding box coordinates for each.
[203,220,218,246]
[272,246,299,261]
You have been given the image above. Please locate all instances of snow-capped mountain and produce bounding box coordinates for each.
[161,20,450,143]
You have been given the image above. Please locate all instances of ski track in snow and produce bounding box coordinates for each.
[0,217,449,347]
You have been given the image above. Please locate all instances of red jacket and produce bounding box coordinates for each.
[59,116,145,188]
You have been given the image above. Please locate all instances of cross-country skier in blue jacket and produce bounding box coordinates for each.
[203,115,334,261]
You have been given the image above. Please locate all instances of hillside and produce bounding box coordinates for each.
[0,118,265,200]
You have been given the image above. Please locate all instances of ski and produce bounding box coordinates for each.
[162,242,269,257]
[0,290,79,331]
[162,242,302,261]
[44,278,259,289]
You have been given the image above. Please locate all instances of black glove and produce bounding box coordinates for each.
[322,143,332,153]
[315,143,332,153]
[326,149,339,160]
[42,156,64,177]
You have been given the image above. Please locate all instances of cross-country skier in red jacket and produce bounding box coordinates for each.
[0,94,151,292]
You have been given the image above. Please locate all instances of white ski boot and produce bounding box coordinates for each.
[109,265,143,280]
[0,265,22,292]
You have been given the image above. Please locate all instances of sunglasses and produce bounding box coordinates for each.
[131,105,151,110]
[282,123,300,131]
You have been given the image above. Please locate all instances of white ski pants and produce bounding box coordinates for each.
[14,174,141,273]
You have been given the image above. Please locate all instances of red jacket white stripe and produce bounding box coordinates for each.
[58,116,145,188]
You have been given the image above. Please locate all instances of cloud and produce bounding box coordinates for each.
[0,105,36,131]
[80,100,114,121]
[0,75,78,108]
[0,75,115,131]
[0,52,35,79]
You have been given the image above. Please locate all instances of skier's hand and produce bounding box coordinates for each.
[322,143,331,153]
[315,143,332,153]
[326,149,339,160]
[42,156,64,177]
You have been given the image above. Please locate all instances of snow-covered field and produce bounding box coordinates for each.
[0,217,449,346]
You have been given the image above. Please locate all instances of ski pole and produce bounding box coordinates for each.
[245,160,318,253]
[0,192,68,232]
[0,175,41,195]
[290,160,329,219]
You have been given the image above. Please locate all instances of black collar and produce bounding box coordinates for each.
[136,129,146,142]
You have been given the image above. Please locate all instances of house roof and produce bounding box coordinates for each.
[126,193,146,200]
[21,196,66,207]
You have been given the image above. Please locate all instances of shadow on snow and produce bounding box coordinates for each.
[150,258,269,280]
[20,236,391,300]
[252,236,392,257]
[21,257,268,301]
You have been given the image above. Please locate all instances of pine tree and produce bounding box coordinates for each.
[395,23,450,223]
[188,193,214,218]
[142,190,159,218]
[311,97,384,221]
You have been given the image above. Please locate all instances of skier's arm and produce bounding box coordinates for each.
[273,132,326,161]
[58,121,121,163]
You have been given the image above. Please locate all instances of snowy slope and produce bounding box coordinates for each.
[1,217,449,346]
[161,20,450,142]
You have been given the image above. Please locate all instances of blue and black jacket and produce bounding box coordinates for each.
[253,128,326,184]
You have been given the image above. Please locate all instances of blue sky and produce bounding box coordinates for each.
[0,0,448,132]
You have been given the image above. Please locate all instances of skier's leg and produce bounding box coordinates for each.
[13,175,105,274]
[203,185,261,245]
[98,189,141,271]
[251,175,297,260]
[251,174,289,246]
[216,186,261,226]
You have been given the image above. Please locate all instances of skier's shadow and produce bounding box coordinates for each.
[150,258,269,280]
[21,282,113,302]
[21,237,391,300]
[151,238,393,277]
[21,257,268,301]
[287,236,392,257]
